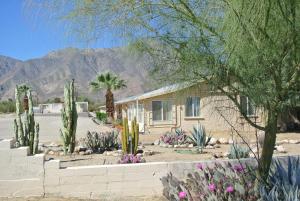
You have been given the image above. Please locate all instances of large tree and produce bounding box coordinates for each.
[32,0,300,183]
[90,72,126,120]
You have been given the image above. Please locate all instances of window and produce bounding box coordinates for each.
[185,97,200,117]
[152,100,172,121]
[240,96,255,116]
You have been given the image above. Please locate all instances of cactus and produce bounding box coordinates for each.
[121,117,139,154]
[60,80,78,154]
[121,117,129,153]
[131,117,139,155]
[13,86,39,154]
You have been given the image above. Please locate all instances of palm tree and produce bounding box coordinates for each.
[90,72,126,120]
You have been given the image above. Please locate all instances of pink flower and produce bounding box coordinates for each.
[196,163,204,170]
[178,191,187,199]
[208,183,216,192]
[226,185,234,193]
[233,164,245,173]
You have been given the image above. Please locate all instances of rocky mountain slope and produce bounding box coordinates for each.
[0,47,155,102]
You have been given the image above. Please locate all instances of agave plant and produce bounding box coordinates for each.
[259,156,300,201]
[228,143,250,159]
[189,124,211,153]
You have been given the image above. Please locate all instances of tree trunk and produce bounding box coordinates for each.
[105,89,114,120]
[257,109,278,183]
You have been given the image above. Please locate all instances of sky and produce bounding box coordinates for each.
[0,0,120,61]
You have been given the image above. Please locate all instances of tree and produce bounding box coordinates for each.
[32,0,299,183]
[90,72,126,120]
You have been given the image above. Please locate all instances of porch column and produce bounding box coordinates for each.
[136,99,139,123]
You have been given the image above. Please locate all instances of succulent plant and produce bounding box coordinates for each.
[118,154,145,164]
[121,117,139,154]
[228,143,250,159]
[86,130,119,153]
[160,129,187,145]
[189,124,211,153]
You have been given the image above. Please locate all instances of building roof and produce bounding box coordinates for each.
[115,82,195,105]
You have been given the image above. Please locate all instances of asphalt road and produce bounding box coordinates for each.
[0,114,111,143]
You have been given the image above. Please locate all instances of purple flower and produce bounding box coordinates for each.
[226,185,234,193]
[196,163,204,170]
[178,191,187,199]
[233,164,245,173]
[208,183,216,192]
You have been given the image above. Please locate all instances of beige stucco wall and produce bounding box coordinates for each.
[117,84,264,136]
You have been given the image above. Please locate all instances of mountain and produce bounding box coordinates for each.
[0,47,155,102]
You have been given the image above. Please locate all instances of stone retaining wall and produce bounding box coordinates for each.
[0,138,297,199]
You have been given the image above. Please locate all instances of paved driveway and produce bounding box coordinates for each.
[0,114,111,143]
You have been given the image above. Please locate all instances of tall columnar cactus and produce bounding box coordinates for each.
[131,117,139,155]
[60,80,78,155]
[121,117,139,154]
[13,86,39,154]
[121,117,129,153]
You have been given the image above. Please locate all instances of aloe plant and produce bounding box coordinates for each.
[228,143,250,159]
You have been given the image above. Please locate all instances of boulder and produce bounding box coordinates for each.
[218,138,229,144]
[188,144,194,148]
[289,139,300,144]
[154,139,160,146]
[275,145,286,153]
[222,152,229,157]
[206,145,215,149]
[208,138,217,146]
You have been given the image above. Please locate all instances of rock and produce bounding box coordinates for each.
[79,151,86,155]
[168,145,173,148]
[275,145,286,153]
[144,150,154,156]
[136,153,143,157]
[213,145,221,148]
[179,144,186,148]
[289,139,299,144]
[212,153,223,158]
[206,145,215,149]
[75,146,87,152]
[222,152,229,157]
[85,149,93,155]
[59,152,65,156]
[154,139,160,146]
[174,145,179,148]
[208,138,217,146]
[219,138,228,144]
[138,145,145,149]
[188,144,194,148]
[48,150,55,155]
[228,139,234,144]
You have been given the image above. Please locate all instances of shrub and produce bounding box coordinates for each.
[160,129,188,145]
[0,100,16,113]
[259,156,300,200]
[118,154,145,164]
[161,162,258,201]
[85,130,119,153]
[228,144,250,159]
[96,112,107,122]
[189,125,211,153]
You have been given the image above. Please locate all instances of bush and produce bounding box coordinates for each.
[96,112,107,122]
[228,144,250,159]
[85,130,119,153]
[161,162,258,201]
[160,129,188,145]
[0,100,16,113]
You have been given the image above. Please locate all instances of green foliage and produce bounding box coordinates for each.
[96,111,107,122]
[85,131,119,153]
[121,117,139,154]
[60,80,78,154]
[228,144,250,159]
[0,100,16,113]
[13,86,39,155]
[189,125,211,153]
[161,162,258,201]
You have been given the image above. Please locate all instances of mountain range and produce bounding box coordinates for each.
[0,47,155,102]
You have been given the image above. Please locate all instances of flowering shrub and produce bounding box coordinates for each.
[160,129,188,145]
[161,162,258,201]
[118,154,146,164]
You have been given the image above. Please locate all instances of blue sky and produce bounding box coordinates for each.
[0,0,120,61]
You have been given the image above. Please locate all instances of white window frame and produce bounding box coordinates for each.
[152,100,172,121]
[185,96,200,117]
[240,96,255,116]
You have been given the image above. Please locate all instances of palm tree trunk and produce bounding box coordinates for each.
[106,89,114,120]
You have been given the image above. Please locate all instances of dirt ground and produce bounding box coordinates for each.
[47,132,300,168]
[0,196,167,201]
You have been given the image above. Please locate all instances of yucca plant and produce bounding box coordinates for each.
[228,143,250,159]
[189,124,211,153]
